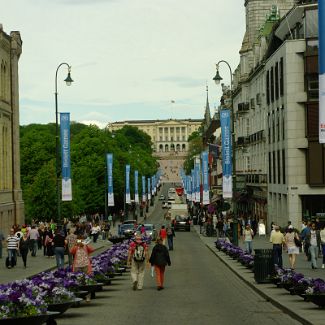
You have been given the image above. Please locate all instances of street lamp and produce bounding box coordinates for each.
[55,63,73,222]
[213,60,238,246]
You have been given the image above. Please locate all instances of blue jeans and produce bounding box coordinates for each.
[245,241,253,254]
[54,247,65,269]
[167,235,174,250]
[322,244,325,264]
[273,244,283,268]
[309,245,318,268]
[8,249,17,266]
[30,239,38,256]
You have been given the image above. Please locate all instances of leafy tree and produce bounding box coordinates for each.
[183,130,204,175]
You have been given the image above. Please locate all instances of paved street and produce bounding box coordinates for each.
[0,185,323,324]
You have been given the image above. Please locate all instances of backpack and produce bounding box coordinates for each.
[133,243,145,262]
[167,227,173,236]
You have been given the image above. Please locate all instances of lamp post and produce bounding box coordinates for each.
[213,60,238,246]
[55,63,73,222]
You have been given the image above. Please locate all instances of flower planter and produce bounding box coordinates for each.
[77,283,103,299]
[74,290,89,299]
[47,298,82,315]
[305,294,325,308]
[0,312,56,325]
[108,237,125,244]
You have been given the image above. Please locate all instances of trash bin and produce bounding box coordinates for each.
[254,249,274,283]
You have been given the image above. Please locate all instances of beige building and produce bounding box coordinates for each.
[107,119,202,156]
[0,25,24,232]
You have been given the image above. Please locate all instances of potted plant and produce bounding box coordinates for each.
[305,279,325,308]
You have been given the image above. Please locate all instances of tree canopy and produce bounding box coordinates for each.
[20,123,157,222]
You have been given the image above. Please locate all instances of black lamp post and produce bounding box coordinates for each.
[213,60,238,246]
[55,63,73,222]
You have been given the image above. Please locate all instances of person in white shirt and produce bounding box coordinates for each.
[91,224,101,243]
[28,226,39,257]
[320,224,325,269]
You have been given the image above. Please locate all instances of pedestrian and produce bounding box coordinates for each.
[127,234,149,290]
[19,232,30,268]
[159,225,167,245]
[91,224,101,243]
[70,236,94,274]
[52,229,67,268]
[66,228,77,267]
[0,229,4,258]
[149,237,171,291]
[306,223,321,269]
[284,225,300,270]
[320,224,325,269]
[242,224,254,254]
[270,226,284,268]
[301,222,311,261]
[6,229,19,268]
[166,224,175,251]
[28,225,39,257]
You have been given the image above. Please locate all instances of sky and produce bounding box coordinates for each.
[2,0,245,128]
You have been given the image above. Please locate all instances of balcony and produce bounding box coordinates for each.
[237,102,250,114]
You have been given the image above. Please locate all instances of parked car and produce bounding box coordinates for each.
[122,220,137,225]
[159,194,165,200]
[119,223,137,238]
[174,215,190,232]
[135,224,154,237]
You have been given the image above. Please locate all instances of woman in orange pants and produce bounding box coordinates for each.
[149,237,171,290]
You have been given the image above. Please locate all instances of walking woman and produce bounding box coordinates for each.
[19,232,30,268]
[320,224,325,269]
[242,224,254,254]
[284,225,300,270]
[149,237,171,290]
[53,229,67,269]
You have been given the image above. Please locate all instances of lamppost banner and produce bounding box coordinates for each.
[142,176,146,202]
[195,161,201,203]
[319,2,325,143]
[125,165,131,204]
[147,177,151,200]
[202,151,210,205]
[60,113,72,201]
[106,153,114,206]
[191,169,195,202]
[220,109,232,198]
[134,170,139,203]
[151,176,155,195]
[187,176,192,201]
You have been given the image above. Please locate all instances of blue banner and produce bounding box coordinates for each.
[220,109,232,198]
[60,113,72,201]
[134,170,139,203]
[142,176,146,202]
[202,151,209,205]
[191,169,195,202]
[187,175,192,201]
[147,177,151,200]
[319,2,325,143]
[106,153,114,206]
[125,165,131,204]
[195,161,200,203]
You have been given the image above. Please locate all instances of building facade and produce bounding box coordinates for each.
[231,0,323,229]
[0,26,24,232]
[107,119,202,156]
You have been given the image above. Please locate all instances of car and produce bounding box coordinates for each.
[135,224,154,237]
[159,194,165,200]
[119,223,137,238]
[173,215,190,231]
[122,220,137,225]
[162,202,168,209]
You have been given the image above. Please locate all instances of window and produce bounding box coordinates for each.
[275,62,279,100]
[305,9,318,38]
[282,149,286,184]
[280,58,284,96]
[270,67,274,102]
[277,150,281,184]
[282,106,285,140]
[307,75,319,100]
[269,152,272,183]
[266,71,270,105]
[276,109,280,142]
[273,151,276,184]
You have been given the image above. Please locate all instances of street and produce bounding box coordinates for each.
[55,191,300,325]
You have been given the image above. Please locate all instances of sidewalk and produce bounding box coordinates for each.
[194,225,324,325]
[0,238,111,285]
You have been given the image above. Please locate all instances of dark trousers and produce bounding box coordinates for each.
[167,235,174,250]
[273,244,283,268]
[21,249,28,267]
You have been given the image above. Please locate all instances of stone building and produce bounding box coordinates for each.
[107,119,202,156]
[232,0,323,229]
[0,25,24,232]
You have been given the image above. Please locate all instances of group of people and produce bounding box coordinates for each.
[270,221,325,270]
[127,233,171,291]
[0,219,107,271]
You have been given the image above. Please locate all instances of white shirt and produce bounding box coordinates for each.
[310,230,317,246]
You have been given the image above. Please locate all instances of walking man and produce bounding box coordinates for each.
[270,225,284,268]
[127,234,148,290]
[166,224,175,251]
[28,225,39,257]
[6,229,19,268]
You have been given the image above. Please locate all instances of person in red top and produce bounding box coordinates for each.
[127,234,148,290]
[159,226,167,246]
[70,236,94,274]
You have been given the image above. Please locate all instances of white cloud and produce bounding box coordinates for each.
[2,0,245,125]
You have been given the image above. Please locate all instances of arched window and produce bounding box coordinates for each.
[165,144,169,152]
[159,144,163,152]
[171,144,175,151]
[176,144,180,152]
[182,144,186,151]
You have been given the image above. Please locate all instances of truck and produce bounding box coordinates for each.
[168,203,188,221]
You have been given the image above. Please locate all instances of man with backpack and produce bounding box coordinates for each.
[127,233,149,290]
[166,224,175,251]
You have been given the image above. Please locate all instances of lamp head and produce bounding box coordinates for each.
[213,66,222,85]
[64,67,74,86]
